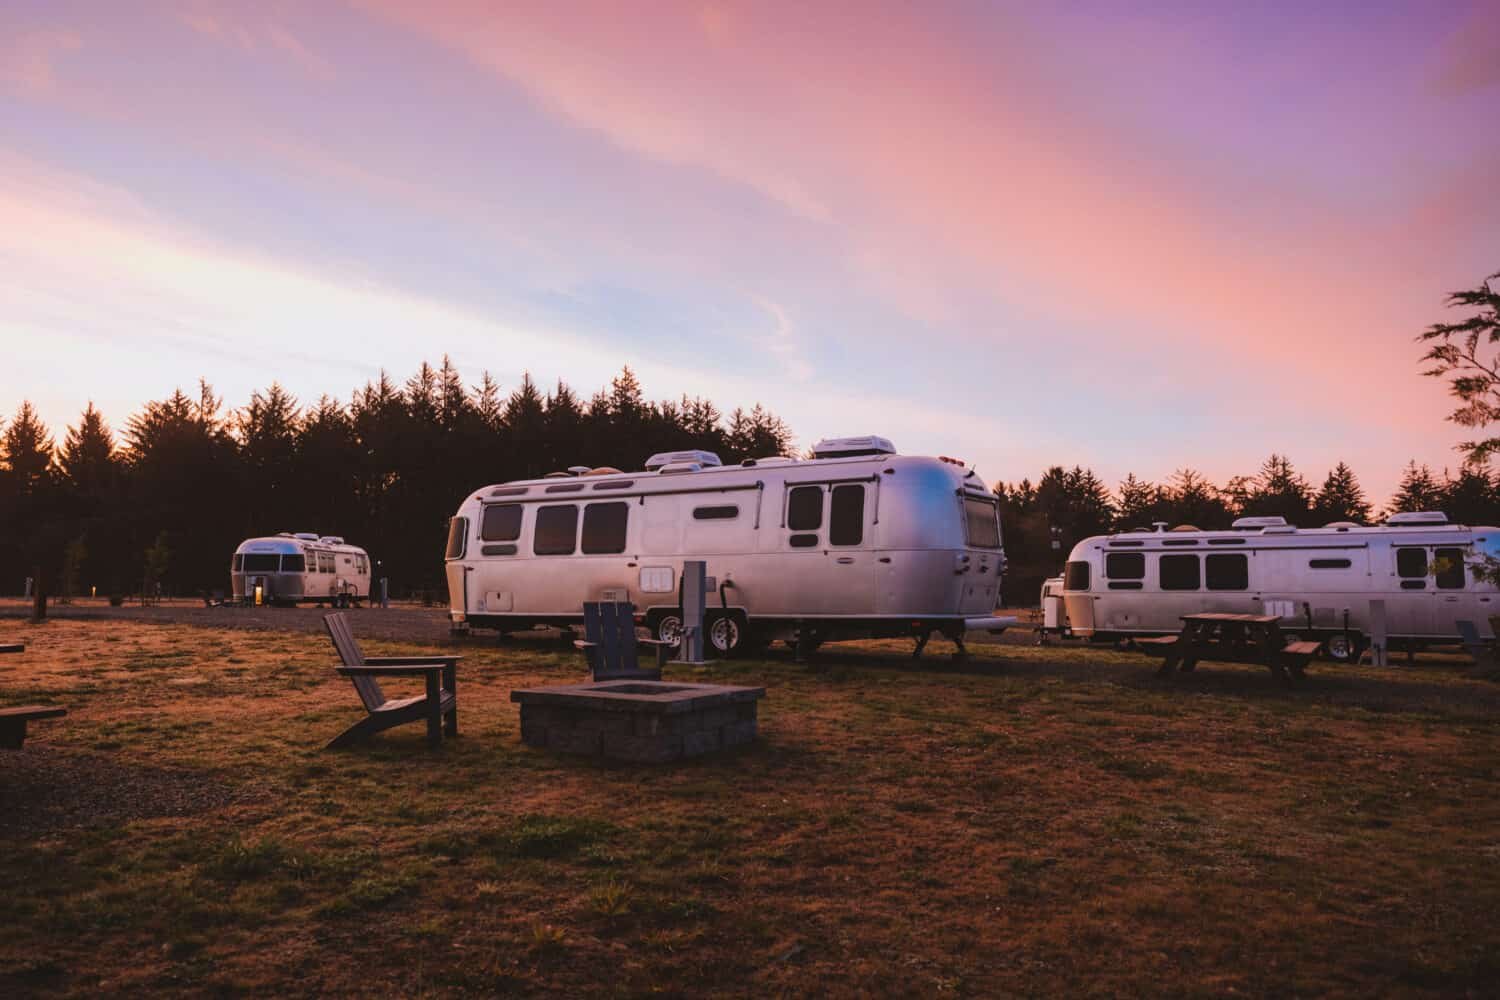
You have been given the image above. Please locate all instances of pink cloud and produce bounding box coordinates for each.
[0,28,82,95]
[354,0,1481,436]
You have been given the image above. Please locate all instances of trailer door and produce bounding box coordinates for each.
[783,483,874,615]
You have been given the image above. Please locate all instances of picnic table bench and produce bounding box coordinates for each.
[0,705,67,748]
[1138,613,1320,686]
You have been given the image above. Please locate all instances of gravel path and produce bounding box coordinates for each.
[0,598,1040,648]
[0,746,261,839]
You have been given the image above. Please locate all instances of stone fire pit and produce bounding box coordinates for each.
[510,680,765,763]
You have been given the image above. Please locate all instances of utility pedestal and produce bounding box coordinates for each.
[673,561,708,666]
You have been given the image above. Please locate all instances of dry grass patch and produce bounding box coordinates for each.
[0,618,1497,995]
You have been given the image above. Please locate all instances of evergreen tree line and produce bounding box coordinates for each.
[0,360,792,600]
[993,456,1500,605]
[0,366,1484,607]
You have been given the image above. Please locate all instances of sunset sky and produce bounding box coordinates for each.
[2,1,1497,500]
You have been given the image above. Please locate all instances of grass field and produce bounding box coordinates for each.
[1,618,1498,996]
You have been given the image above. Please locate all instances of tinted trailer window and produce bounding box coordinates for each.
[963,497,1000,548]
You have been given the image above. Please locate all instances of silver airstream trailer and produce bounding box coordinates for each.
[444,437,1011,654]
[1060,512,1494,660]
[231,533,373,607]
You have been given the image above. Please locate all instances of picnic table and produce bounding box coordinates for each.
[1137,613,1322,686]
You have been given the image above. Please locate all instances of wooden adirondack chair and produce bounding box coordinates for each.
[323,612,460,749]
[576,602,675,681]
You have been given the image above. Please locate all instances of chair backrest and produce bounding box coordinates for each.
[324,613,385,711]
[582,601,643,680]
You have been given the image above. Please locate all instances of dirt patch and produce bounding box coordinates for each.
[0,747,255,838]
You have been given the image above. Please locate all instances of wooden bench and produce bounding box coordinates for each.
[1134,636,1180,651]
[0,705,67,749]
[323,612,460,749]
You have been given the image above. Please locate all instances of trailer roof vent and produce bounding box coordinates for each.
[1263,525,1297,534]
[1232,516,1289,530]
[294,532,320,541]
[543,471,571,479]
[1323,521,1360,530]
[319,536,345,545]
[810,436,896,459]
[657,461,704,475]
[277,532,294,537]
[741,456,797,468]
[645,450,722,472]
[1384,511,1449,527]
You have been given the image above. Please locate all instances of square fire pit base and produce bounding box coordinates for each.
[510,680,766,763]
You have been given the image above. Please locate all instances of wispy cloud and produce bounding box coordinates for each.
[0,27,81,95]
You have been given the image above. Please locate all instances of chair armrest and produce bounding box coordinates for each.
[363,655,463,666]
[337,664,446,677]
[574,640,597,650]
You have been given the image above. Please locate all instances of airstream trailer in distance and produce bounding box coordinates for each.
[444,437,1012,654]
[1060,512,1494,660]
[231,534,373,608]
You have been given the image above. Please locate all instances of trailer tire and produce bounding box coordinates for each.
[649,612,685,648]
[1322,633,1363,663]
[707,612,746,657]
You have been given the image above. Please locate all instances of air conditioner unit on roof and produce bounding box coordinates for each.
[1385,511,1449,526]
[294,532,319,540]
[810,436,896,459]
[1232,516,1289,529]
[645,450,722,471]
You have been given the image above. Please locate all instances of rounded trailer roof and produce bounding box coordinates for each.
[235,536,368,555]
[461,452,989,508]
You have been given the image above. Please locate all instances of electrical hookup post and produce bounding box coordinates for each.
[672,560,708,666]
[30,566,46,624]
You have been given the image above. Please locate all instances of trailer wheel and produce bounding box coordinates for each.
[1322,633,1363,663]
[651,613,685,647]
[707,612,745,657]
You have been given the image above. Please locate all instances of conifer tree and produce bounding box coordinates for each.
[1387,461,1443,514]
[1311,462,1371,524]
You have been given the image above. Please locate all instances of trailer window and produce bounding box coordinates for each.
[830,485,865,546]
[481,503,523,542]
[319,552,336,574]
[1309,558,1351,569]
[788,486,823,531]
[1159,554,1199,591]
[281,554,306,573]
[355,554,368,574]
[1396,547,1426,589]
[581,502,629,554]
[693,505,739,520]
[534,505,579,555]
[445,517,467,560]
[1105,553,1144,579]
[1064,561,1090,591]
[242,554,280,573]
[963,497,1001,549]
[1435,548,1465,589]
[1205,553,1248,590]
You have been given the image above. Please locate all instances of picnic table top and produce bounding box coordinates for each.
[1180,613,1280,625]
